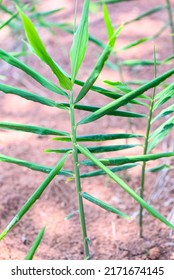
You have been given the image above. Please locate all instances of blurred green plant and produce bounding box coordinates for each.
[25,227,45,260]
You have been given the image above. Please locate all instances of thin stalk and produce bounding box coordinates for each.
[166,0,174,155]
[166,0,174,52]
[139,50,157,238]
[69,90,90,259]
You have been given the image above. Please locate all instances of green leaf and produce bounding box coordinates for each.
[103,80,150,100]
[72,103,146,118]
[45,144,139,154]
[78,68,174,125]
[53,133,144,142]
[64,210,79,220]
[96,0,132,4]
[75,78,121,97]
[0,49,68,98]
[75,79,146,106]
[81,152,174,166]
[0,122,69,136]
[81,192,130,219]
[78,144,174,230]
[0,11,18,29]
[0,152,70,240]
[123,5,167,25]
[146,164,171,173]
[152,104,174,122]
[0,4,13,14]
[70,0,89,82]
[25,227,45,260]
[75,25,123,103]
[119,37,150,51]
[121,59,164,67]
[148,116,174,152]
[163,54,174,63]
[47,101,145,118]
[31,8,63,18]
[103,80,132,93]
[0,153,73,177]
[127,80,148,86]
[17,7,72,90]
[0,83,67,109]
[103,3,115,40]
[80,163,137,178]
[153,83,174,110]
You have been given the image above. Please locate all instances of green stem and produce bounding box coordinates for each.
[139,52,157,238]
[69,90,89,259]
[166,0,174,52]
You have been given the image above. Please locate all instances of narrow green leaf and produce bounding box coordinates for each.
[151,23,168,40]
[152,104,174,122]
[53,133,144,142]
[82,192,130,219]
[78,145,174,230]
[0,122,69,136]
[96,0,133,4]
[70,0,89,82]
[78,68,174,125]
[0,153,73,177]
[9,51,29,58]
[73,104,146,118]
[46,144,139,154]
[0,83,67,109]
[31,8,63,18]
[81,152,174,166]
[123,5,167,25]
[103,80,150,100]
[121,59,164,67]
[80,163,137,178]
[17,7,72,90]
[148,116,174,152]
[127,80,148,86]
[0,152,70,240]
[25,227,45,260]
[103,3,115,40]
[75,79,146,106]
[146,164,171,173]
[163,54,174,63]
[153,83,174,110]
[64,210,79,220]
[0,11,18,29]
[0,5,13,15]
[75,25,123,103]
[48,101,145,118]
[103,80,132,93]
[119,37,150,51]
[0,49,68,98]
[75,78,121,97]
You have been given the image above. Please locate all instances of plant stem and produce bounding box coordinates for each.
[139,52,157,238]
[166,0,174,52]
[69,90,90,259]
[139,109,153,238]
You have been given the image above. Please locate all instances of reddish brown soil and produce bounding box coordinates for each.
[0,0,174,260]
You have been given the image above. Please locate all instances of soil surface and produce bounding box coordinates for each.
[0,0,174,260]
